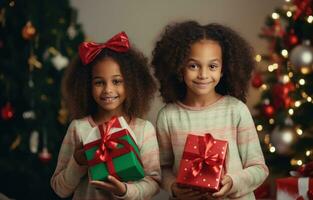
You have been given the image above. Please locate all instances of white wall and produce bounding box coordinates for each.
[70,0,284,199]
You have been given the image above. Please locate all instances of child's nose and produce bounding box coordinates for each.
[198,67,208,79]
[103,83,113,93]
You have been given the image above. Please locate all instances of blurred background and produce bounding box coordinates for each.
[0,0,312,199]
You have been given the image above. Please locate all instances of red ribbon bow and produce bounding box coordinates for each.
[79,32,130,65]
[95,117,122,162]
[191,134,221,177]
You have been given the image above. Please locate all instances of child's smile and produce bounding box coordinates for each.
[100,95,119,103]
[192,80,214,89]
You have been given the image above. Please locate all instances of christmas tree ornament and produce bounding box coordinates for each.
[10,134,21,150]
[21,21,36,40]
[29,130,39,153]
[271,117,297,155]
[290,40,313,72]
[251,72,263,88]
[286,29,299,47]
[51,53,69,70]
[262,104,275,118]
[67,24,77,39]
[28,54,42,69]
[28,76,34,88]
[38,147,52,163]
[22,110,36,120]
[58,107,68,125]
[1,102,14,120]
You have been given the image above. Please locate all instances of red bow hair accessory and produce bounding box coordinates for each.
[79,31,130,65]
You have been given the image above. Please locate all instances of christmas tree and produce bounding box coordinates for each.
[0,0,84,199]
[252,0,313,176]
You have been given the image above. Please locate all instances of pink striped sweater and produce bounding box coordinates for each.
[156,96,269,200]
[51,116,161,200]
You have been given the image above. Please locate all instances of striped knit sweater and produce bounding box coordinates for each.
[156,96,269,200]
[51,116,161,200]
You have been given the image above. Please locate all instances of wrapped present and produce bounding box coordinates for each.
[276,162,313,200]
[276,177,313,200]
[176,133,228,192]
[83,116,144,182]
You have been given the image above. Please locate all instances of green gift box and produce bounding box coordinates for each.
[83,117,145,182]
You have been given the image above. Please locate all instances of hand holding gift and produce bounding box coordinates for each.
[91,175,126,196]
[212,175,233,198]
[171,182,210,200]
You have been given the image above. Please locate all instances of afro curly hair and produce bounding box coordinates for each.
[151,21,255,103]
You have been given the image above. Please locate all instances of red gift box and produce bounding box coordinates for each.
[176,133,228,192]
[276,177,313,200]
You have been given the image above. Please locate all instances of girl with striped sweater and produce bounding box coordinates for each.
[151,21,268,200]
[51,32,160,200]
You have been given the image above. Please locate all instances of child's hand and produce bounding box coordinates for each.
[90,175,127,196]
[212,175,233,199]
[73,143,88,166]
[171,182,209,200]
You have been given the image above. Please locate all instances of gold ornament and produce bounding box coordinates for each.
[10,134,21,150]
[22,21,36,40]
[58,100,69,124]
[28,54,42,69]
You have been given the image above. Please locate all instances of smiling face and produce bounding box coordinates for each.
[91,57,126,117]
[182,39,223,102]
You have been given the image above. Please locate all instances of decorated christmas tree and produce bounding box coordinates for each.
[252,0,313,176]
[0,0,84,199]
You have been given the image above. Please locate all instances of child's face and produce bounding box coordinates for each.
[182,39,222,100]
[91,57,126,116]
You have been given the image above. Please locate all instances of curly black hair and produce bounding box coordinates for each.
[151,21,255,103]
[62,46,157,120]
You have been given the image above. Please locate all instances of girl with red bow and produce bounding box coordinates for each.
[51,32,161,199]
[151,21,269,199]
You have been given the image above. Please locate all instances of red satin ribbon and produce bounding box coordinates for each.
[190,134,221,177]
[79,31,130,65]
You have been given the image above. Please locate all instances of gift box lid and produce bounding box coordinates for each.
[83,116,138,145]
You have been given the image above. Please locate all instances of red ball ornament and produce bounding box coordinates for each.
[251,73,263,88]
[39,147,52,163]
[21,21,36,40]
[262,104,275,118]
[289,34,298,46]
[1,102,14,120]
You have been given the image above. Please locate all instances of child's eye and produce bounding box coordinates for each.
[187,63,199,69]
[94,80,104,86]
[112,79,123,85]
[209,64,219,70]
